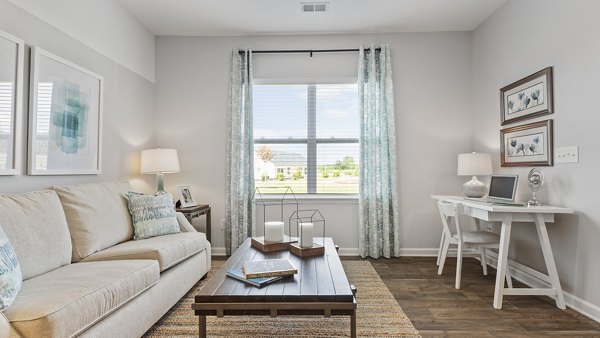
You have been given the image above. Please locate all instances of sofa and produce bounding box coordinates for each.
[0,182,211,337]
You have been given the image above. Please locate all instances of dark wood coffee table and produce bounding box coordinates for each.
[193,237,357,337]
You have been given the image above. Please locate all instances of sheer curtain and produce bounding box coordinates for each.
[358,44,401,259]
[225,48,255,255]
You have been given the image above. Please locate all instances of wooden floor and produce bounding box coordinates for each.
[364,256,600,337]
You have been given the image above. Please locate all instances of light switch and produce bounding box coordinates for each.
[555,146,578,163]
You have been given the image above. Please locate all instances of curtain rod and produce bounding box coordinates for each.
[238,48,381,56]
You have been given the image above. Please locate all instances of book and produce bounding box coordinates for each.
[242,258,298,279]
[226,268,287,288]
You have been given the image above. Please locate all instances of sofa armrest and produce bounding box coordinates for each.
[176,212,197,233]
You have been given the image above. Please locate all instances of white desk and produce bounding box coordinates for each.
[431,195,573,309]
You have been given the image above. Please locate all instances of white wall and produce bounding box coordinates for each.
[0,0,156,193]
[472,0,600,308]
[7,0,156,82]
[155,33,473,252]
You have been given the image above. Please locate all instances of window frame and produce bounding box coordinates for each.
[253,78,359,195]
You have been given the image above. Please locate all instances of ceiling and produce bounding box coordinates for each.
[115,0,507,36]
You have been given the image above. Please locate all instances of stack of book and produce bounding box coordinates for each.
[226,258,297,288]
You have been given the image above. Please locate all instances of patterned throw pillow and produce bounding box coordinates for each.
[126,192,180,240]
[0,226,22,311]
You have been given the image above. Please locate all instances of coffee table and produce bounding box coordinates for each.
[193,237,357,337]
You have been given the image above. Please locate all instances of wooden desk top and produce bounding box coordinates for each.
[431,195,573,214]
[195,237,353,304]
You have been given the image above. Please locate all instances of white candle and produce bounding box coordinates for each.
[264,221,284,242]
[300,222,314,248]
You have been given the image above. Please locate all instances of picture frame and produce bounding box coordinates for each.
[501,120,553,167]
[28,47,103,175]
[500,67,553,125]
[177,185,197,208]
[0,30,25,175]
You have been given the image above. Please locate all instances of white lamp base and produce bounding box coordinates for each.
[462,176,487,198]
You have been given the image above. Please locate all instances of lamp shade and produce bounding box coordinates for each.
[140,148,180,174]
[457,152,492,176]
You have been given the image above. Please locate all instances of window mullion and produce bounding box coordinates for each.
[307,84,317,194]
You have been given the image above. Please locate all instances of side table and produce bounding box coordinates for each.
[176,204,211,243]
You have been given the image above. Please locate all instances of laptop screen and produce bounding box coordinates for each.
[488,175,518,200]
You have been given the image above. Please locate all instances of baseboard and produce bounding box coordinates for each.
[399,248,438,256]
[482,251,600,324]
[211,247,226,256]
[335,247,477,257]
[337,248,359,256]
[399,247,480,257]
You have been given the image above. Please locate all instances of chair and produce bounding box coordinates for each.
[437,200,513,289]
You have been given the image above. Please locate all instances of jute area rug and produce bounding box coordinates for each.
[144,260,420,337]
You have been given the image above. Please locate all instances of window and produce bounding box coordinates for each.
[253,82,359,194]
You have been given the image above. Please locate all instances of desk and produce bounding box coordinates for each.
[176,204,211,243]
[431,195,573,309]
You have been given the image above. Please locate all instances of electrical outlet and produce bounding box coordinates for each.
[220,218,226,230]
[555,146,579,163]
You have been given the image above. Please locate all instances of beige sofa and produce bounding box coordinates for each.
[0,182,211,338]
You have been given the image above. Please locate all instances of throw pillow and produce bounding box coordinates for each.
[126,192,180,240]
[0,226,22,311]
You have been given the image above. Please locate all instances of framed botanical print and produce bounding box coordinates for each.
[28,47,103,175]
[0,30,24,175]
[500,67,553,125]
[501,120,553,167]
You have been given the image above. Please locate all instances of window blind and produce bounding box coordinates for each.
[253,82,359,194]
[0,82,13,169]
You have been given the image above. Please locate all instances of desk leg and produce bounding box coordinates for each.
[199,315,206,338]
[473,219,488,275]
[493,214,512,309]
[534,214,566,309]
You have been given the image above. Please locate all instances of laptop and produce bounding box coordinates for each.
[466,174,522,205]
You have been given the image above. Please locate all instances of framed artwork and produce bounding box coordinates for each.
[0,30,24,175]
[177,185,197,207]
[28,47,103,175]
[500,67,553,125]
[501,120,553,167]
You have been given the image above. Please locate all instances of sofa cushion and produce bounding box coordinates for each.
[54,182,134,262]
[0,313,20,338]
[126,192,180,240]
[0,190,72,280]
[81,232,207,272]
[4,260,159,338]
[0,226,21,311]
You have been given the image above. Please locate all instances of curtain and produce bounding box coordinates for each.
[358,44,400,259]
[225,48,254,255]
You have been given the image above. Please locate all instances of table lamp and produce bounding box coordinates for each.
[141,148,180,194]
[457,152,492,198]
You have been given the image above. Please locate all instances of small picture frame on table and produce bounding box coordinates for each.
[500,67,553,125]
[176,185,197,208]
[500,120,553,167]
